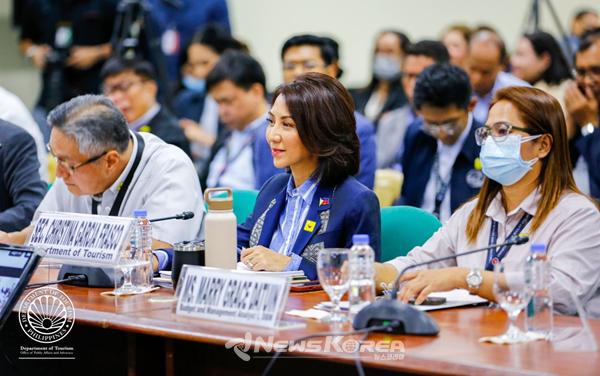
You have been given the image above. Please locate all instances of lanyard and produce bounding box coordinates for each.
[92,133,146,216]
[216,131,256,183]
[432,153,453,219]
[485,213,532,271]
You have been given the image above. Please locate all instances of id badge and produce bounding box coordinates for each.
[161,26,180,56]
[55,22,73,48]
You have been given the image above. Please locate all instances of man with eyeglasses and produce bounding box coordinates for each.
[565,28,600,201]
[0,95,205,273]
[101,57,191,158]
[280,34,376,189]
[380,41,450,169]
[398,63,482,222]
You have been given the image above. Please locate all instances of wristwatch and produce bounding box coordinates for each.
[582,122,596,137]
[466,268,483,295]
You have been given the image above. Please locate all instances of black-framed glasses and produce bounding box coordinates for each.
[421,120,462,137]
[475,123,540,146]
[47,143,108,175]
[282,61,328,71]
[575,66,600,80]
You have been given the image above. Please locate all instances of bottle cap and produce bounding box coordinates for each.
[204,188,233,211]
[352,234,369,244]
[530,243,547,252]
[134,210,147,217]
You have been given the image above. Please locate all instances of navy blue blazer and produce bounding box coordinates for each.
[571,122,600,200]
[238,173,381,280]
[355,111,377,189]
[399,117,484,214]
[0,121,47,232]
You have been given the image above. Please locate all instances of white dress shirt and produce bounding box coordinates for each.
[206,114,266,190]
[0,86,48,182]
[421,114,473,223]
[128,103,161,131]
[386,188,600,318]
[33,131,205,244]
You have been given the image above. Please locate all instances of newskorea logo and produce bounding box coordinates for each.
[19,287,75,344]
[225,332,405,361]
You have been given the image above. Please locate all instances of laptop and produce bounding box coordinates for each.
[0,243,45,331]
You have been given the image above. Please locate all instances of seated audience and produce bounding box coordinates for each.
[510,31,572,114]
[101,58,191,158]
[175,24,247,172]
[351,31,411,123]
[238,73,381,280]
[200,51,283,191]
[0,95,204,272]
[399,64,482,222]
[280,34,376,189]
[565,29,600,201]
[378,41,450,169]
[0,121,46,232]
[375,86,600,318]
[441,24,472,70]
[468,29,530,124]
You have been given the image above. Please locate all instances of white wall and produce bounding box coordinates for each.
[227,0,596,90]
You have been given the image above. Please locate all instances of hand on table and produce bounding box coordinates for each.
[397,267,469,305]
[0,231,8,244]
[241,246,292,272]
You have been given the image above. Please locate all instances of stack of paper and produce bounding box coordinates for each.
[236,262,306,280]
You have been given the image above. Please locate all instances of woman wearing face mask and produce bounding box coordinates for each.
[174,24,247,171]
[351,31,411,123]
[374,86,600,317]
[238,73,381,280]
[510,31,572,117]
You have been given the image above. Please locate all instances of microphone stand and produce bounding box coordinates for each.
[353,236,530,335]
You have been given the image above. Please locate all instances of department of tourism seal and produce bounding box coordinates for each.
[19,287,75,344]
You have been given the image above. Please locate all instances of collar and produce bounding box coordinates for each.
[105,131,138,197]
[129,103,161,131]
[235,112,268,136]
[285,175,319,205]
[486,186,540,222]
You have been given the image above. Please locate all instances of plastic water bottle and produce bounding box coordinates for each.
[349,234,375,317]
[132,210,153,290]
[525,243,553,338]
[204,188,237,269]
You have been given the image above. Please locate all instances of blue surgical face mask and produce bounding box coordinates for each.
[479,134,541,186]
[372,55,401,81]
[182,75,206,93]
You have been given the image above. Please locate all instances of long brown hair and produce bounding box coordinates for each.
[466,86,581,243]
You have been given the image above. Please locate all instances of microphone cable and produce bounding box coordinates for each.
[24,274,87,290]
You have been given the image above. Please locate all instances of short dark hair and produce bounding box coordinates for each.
[413,64,472,111]
[405,40,451,64]
[578,27,600,54]
[321,36,344,79]
[281,35,335,66]
[47,94,130,156]
[179,23,247,68]
[206,50,266,93]
[379,30,411,55]
[524,31,572,85]
[100,57,156,82]
[271,73,360,186]
[575,9,598,21]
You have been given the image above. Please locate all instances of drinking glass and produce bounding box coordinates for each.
[317,248,351,323]
[114,231,143,294]
[492,261,532,342]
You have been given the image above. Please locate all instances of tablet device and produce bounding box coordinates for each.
[0,243,45,331]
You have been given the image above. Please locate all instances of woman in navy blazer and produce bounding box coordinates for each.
[238,73,381,280]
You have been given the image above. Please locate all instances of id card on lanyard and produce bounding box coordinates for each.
[433,153,453,219]
[485,213,533,270]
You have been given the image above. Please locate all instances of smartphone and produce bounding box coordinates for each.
[290,281,323,292]
[408,296,447,306]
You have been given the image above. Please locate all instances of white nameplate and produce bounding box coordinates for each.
[27,212,133,265]
[174,265,291,329]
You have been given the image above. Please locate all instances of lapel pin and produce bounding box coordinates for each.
[304,220,316,232]
[319,198,330,206]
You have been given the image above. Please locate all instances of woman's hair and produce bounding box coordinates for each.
[271,73,360,187]
[443,24,473,43]
[524,31,573,85]
[465,86,581,243]
[178,23,247,69]
[361,30,411,93]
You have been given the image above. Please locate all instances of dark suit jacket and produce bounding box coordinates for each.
[571,123,600,199]
[237,173,381,280]
[351,80,408,124]
[144,106,192,158]
[399,118,483,214]
[0,121,47,232]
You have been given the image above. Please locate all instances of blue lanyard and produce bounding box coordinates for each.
[485,213,532,271]
[433,153,453,219]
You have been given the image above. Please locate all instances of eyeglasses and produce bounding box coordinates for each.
[575,66,600,80]
[47,144,108,175]
[421,120,462,137]
[283,61,327,71]
[102,79,147,96]
[475,123,540,146]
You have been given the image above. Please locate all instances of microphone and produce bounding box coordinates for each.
[353,235,530,335]
[150,211,194,223]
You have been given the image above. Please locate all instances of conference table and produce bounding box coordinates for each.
[3,267,600,376]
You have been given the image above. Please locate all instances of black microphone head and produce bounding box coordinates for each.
[182,211,194,220]
[515,235,529,245]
